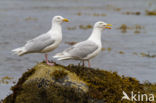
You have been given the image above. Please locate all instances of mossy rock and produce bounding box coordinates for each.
[2,62,156,103]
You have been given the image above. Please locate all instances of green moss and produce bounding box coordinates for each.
[3,62,156,103]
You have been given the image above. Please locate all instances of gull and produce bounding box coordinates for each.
[12,16,69,66]
[53,21,112,67]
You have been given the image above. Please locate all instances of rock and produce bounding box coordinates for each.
[2,62,156,103]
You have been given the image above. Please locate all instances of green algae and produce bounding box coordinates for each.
[3,62,156,103]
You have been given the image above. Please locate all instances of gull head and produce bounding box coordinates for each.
[94,21,112,31]
[52,16,69,24]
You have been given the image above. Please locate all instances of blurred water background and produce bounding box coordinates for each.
[0,0,156,100]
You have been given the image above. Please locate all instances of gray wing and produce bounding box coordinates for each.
[24,33,55,52]
[64,40,98,59]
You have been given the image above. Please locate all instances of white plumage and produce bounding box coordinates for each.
[12,15,69,66]
[53,21,112,67]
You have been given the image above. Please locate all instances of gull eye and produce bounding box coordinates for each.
[57,17,61,19]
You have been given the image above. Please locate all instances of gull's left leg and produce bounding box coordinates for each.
[45,54,54,66]
[87,60,91,67]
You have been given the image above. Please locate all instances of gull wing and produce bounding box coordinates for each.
[64,40,98,59]
[25,33,55,52]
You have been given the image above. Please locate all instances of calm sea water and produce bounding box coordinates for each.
[0,0,156,100]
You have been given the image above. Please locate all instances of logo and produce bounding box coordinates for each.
[122,91,155,102]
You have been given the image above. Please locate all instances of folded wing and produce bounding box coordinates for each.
[25,33,55,53]
[54,40,98,60]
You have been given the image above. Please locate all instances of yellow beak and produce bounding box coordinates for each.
[105,27,112,29]
[63,18,69,22]
[106,24,112,26]
[105,24,112,29]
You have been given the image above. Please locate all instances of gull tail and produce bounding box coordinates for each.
[53,52,71,60]
[12,47,26,56]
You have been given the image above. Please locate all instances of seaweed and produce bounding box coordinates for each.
[52,70,68,81]
[3,68,35,103]
[107,47,112,52]
[122,11,141,15]
[75,12,107,17]
[118,24,144,34]
[140,52,156,58]
[64,41,77,45]
[119,51,125,54]
[119,24,128,33]
[25,17,38,21]
[79,25,93,30]
[3,62,156,103]
[0,76,13,84]
[66,65,147,102]
[67,26,77,30]
[146,10,156,16]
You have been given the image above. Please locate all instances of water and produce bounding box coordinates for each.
[0,0,156,100]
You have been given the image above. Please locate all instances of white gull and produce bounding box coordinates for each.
[12,15,69,66]
[53,21,112,67]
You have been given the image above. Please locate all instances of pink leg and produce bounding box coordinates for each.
[45,54,54,66]
[88,60,91,67]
